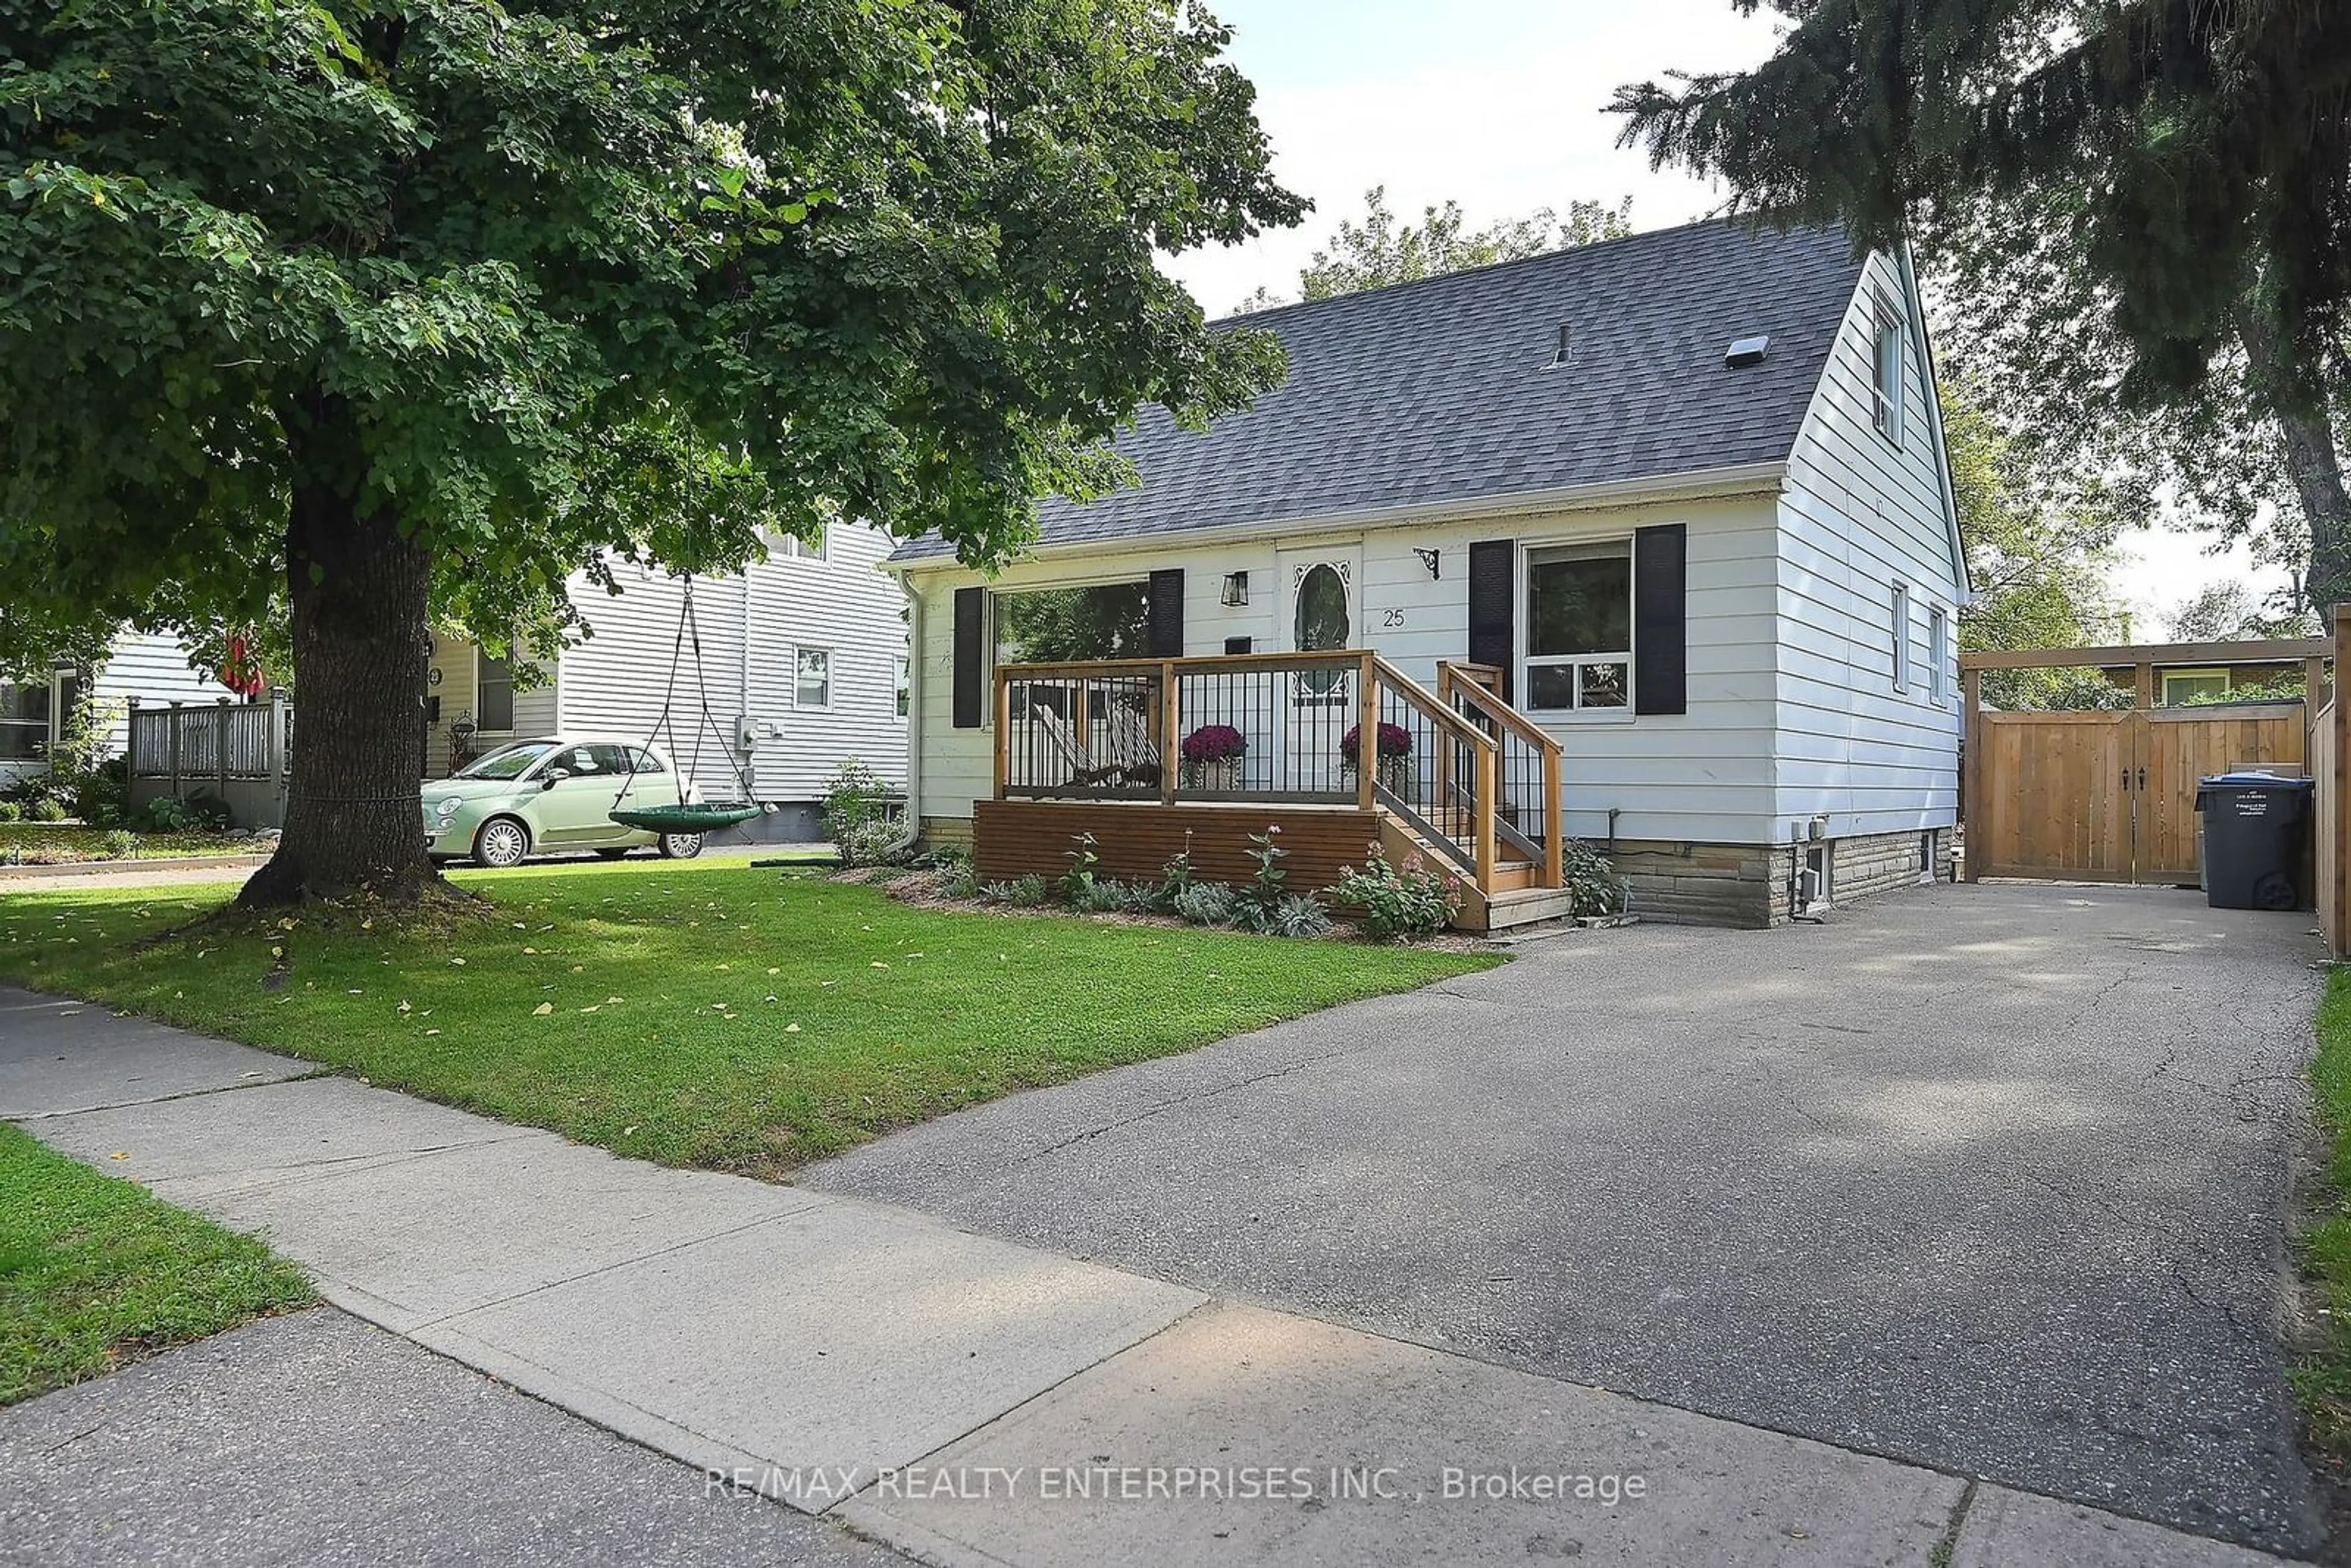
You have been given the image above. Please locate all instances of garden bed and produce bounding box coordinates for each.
[0,823,266,866]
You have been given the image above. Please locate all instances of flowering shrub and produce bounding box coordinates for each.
[1561,838,1630,917]
[824,759,906,866]
[1337,721,1413,762]
[1180,724,1248,764]
[1328,842,1463,940]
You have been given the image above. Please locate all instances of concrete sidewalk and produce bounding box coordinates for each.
[0,987,2309,1567]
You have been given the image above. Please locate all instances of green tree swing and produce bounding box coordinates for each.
[609,577,770,833]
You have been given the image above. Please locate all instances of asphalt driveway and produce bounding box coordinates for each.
[807,882,2329,1556]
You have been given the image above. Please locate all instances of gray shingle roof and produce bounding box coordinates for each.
[892,219,1863,563]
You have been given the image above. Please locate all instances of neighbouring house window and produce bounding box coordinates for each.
[1891,583,1912,692]
[774,525,828,561]
[796,647,833,708]
[2161,669,2232,707]
[0,681,50,761]
[1872,293,1906,447]
[475,650,516,732]
[1523,541,1632,711]
[1927,606,1949,704]
[894,655,911,719]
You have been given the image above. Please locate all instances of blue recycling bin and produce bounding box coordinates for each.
[2193,772,2313,911]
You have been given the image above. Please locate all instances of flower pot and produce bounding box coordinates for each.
[1199,757,1241,793]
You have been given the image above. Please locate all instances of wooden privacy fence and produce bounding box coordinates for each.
[126,696,291,828]
[1962,637,2329,889]
[2319,607,2351,953]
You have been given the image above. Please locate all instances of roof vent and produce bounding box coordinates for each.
[1725,334,1771,369]
[1547,323,1572,368]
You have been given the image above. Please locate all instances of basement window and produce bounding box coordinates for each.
[1524,542,1632,711]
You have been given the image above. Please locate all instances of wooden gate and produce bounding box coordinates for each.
[1970,703,2308,884]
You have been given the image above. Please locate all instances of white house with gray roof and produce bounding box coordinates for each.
[890,219,1966,928]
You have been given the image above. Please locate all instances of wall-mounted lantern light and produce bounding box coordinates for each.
[1413,547,1441,580]
[1220,571,1249,607]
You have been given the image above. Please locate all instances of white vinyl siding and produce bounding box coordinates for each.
[553,523,906,805]
[908,494,1790,844]
[1775,248,1963,838]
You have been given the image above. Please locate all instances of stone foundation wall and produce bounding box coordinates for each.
[920,815,976,852]
[1829,828,1952,906]
[924,812,1955,929]
[1612,828,1953,928]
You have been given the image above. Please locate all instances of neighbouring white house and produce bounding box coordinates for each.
[887,219,1968,928]
[2,638,225,791]
[429,520,912,839]
[7,522,910,838]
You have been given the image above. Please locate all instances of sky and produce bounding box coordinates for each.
[1160,0,2286,631]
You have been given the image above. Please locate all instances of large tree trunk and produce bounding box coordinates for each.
[2237,312,2351,610]
[2271,398,2351,613]
[238,485,443,907]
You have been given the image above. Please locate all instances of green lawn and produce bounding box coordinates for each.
[0,1125,313,1405]
[0,862,1500,1177]
[1,823,256,864]
[2303,972,2351,1479]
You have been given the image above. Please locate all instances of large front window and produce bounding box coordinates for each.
[1524,542,1631,711]
[993,582,1151,666]
[0,681,50,761]
[993,582,1152,723]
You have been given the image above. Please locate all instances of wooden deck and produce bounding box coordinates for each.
[982,650,1572,929]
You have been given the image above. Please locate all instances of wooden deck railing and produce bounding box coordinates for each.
[992,650,1561,894]
[1438,661,1566,889]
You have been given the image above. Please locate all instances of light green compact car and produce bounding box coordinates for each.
[423,735,709,868]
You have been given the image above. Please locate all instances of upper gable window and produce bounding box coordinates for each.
[771,525,828,561]
[1871,291,1906,448]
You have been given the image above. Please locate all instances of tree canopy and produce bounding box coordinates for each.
[1,0,1301,901]
[1614,1,2351,606]
[1232,186,1632,313]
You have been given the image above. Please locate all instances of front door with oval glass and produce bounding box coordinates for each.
[1275,547,1360,798]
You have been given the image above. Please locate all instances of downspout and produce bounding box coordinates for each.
[882,566,923,858]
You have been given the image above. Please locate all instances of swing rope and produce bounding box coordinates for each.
[608,575,767,833]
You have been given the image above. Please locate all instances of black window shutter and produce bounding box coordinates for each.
[951,586,984,729]
[1633,525,1687,716]
[1147,569,1185,658]
[1466,540,1515,699]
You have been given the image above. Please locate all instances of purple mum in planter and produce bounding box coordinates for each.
[1338,721,1414,760]
[1180,724,1248,763]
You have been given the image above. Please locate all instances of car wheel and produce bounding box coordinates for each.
[473,816,532,868]
[658,832,704,860]
[594,847,631,861]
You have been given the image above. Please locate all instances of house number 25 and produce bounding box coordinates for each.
[1380,608,1408,629]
